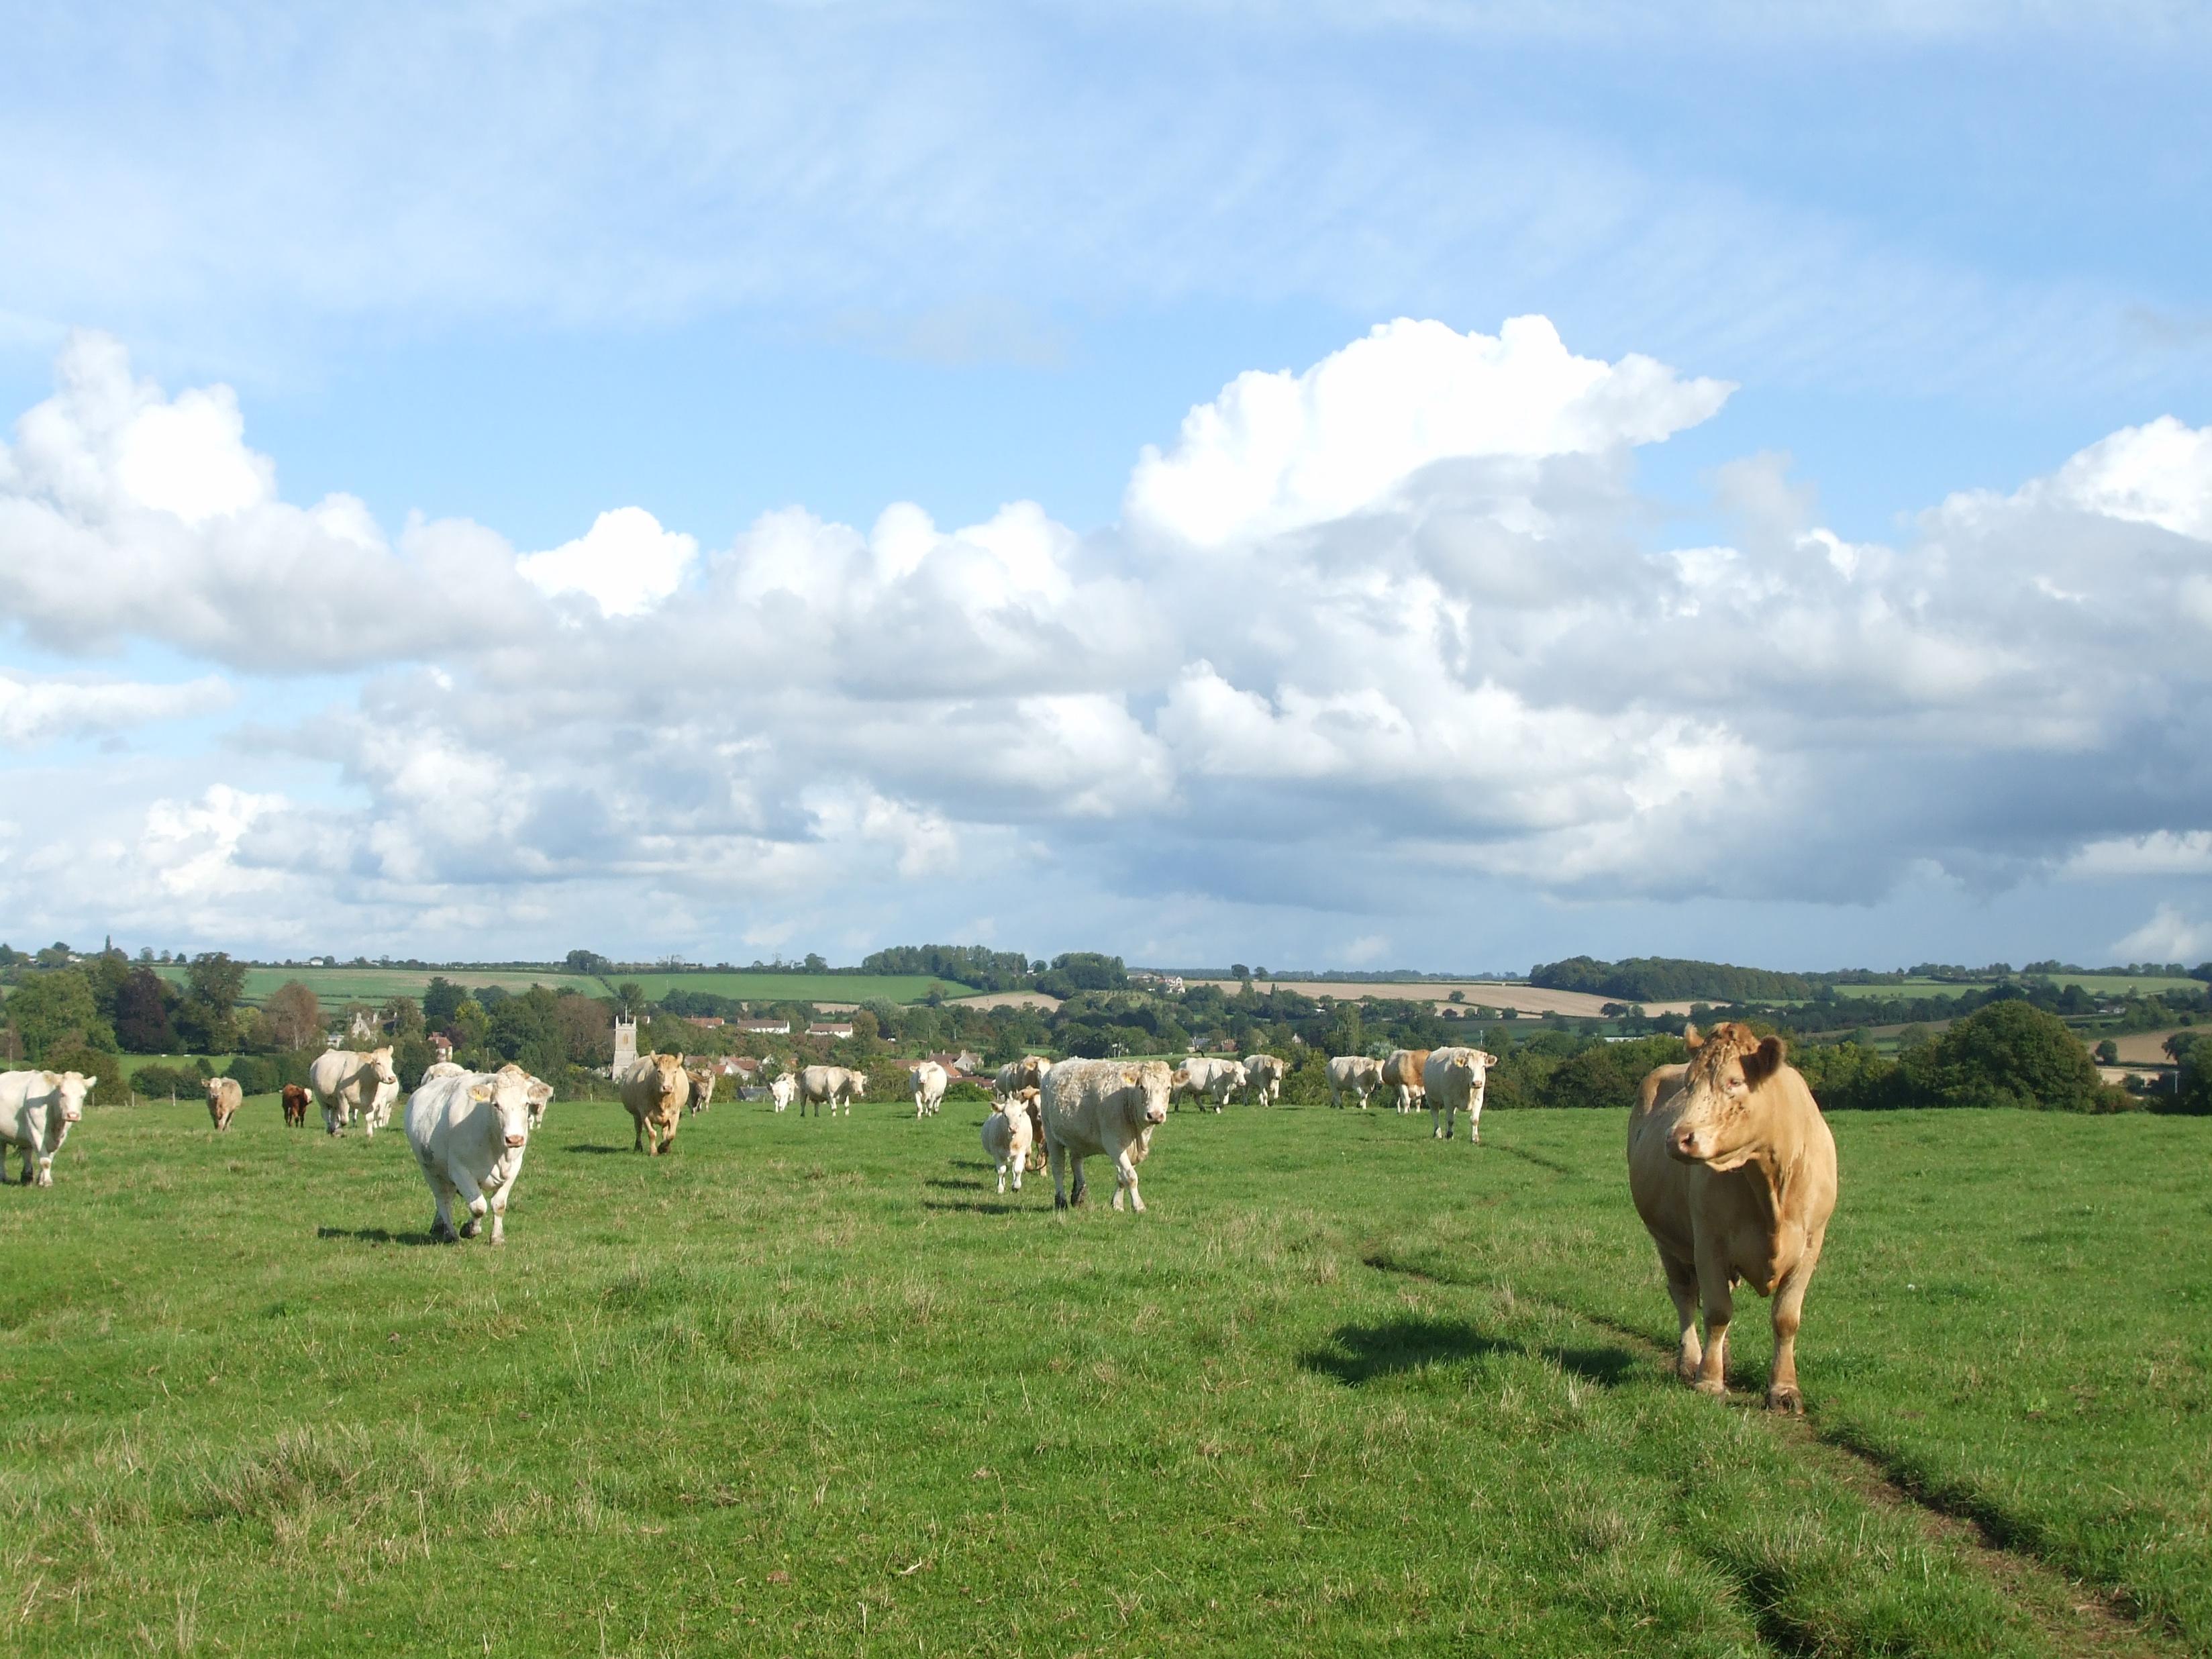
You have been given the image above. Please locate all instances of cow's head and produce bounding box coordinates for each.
[1668,1023,1785,1168]
[1226,1061,1248,1087]
[471,1068,536,1148]
[367,1047,398,1085]
[52,1071,90,1123]
[1122,1061,1172,1125]
[848,1072,868,1097]
[523,1074,554,1126]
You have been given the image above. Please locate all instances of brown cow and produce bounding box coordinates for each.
[1627,1023,1839,1413]
[280,1084,311,1127]
[1381,1048,1429,1113]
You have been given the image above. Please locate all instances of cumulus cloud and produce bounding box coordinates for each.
[517,508,699,617]
[0,672,232,746]
[2111,903,2212,964]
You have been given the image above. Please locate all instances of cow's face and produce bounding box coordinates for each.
[368,1048,398,1086]
[472,1072,535,1148]
[1668,1024,1782,1168]
[1123,1063,1171,1125]
[849,1072,868,1097]
[54,1072,90,1123]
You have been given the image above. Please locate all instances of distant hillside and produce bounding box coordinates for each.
[1529,956,1815,1005]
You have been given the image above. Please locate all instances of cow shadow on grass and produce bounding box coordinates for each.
[562,1142,638,1156]
[920,1197,1030,1217]
[1302,1314,1638,1389]
[315,1224,442,1248]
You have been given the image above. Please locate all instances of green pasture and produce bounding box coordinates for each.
[3,1100,2205,1656]
[148,965,609,1006]
[1827,974,2203,1001]
[615,971,977,1005]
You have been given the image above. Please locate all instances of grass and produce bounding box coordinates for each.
[3,1100,2205,1656]
[612,971,978,1005]
[148,965,609,1006]
[1827,975,2203,1001]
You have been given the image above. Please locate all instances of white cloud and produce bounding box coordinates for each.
[2018,415,2212,540]
[1125,315,1731,547]
[2110,903,2212,964]
[0,672,232,746]
[517,507,699,617]
[2066,831,2212,878]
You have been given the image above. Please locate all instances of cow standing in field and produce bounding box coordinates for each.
[205,1076,242,1132]
[798,1065,866,1117]
[0,1069,90,1187]
[769,1072,799,1113]
[280,1084,311,1127]
[981,1097,1034,1193]
[1327,1055,1384,1109]
[619,1054,691,1154]
[1382,1049,1430,1114]
[1628,1023,1840,1413]
[911,1060,948,1118]
[1423,1048,1497,1142]
[686,1068,717,1116]
[309,1046,400,1138]
[1042,1058,1172,1213]
[995,1056,1050,1099]
[1242,1053,1287,1105]
[406,1065,536,1244]
[1170,1056,1244,1112]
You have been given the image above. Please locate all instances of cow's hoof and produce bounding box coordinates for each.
[432,1221,458,1243]
[1691,1376,1727,1399]
[1765,1385,1803,1414]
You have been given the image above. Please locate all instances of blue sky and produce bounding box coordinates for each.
[1,1,2209,971]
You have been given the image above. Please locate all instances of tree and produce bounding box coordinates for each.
[450,999,491,1062]
[1901,1000,2111,1111]
[1231,964,1250,981]
[488,987,566,1079]
[112,967,178,1052]
[264,981,324,1050]
[555,994,616,1068]
[176,952,248,1052]
[422,976,465,1027]
[8,970,113,1060]
[2095,1038,2119,1065]
[565,949,612,976]
[615,981,647,1016]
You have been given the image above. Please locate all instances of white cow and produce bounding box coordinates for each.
[0,1069,90,1187]
[911,1060,948,1118]
[405,1065,536,1244]
[686,1067,717,1116]
[1041,1058,1172,1213]
[1242,1054,1287,1105]
[309,1047,400,1138]
[421,1060,467,1081]
[798,1065,866,1117]
[1327,1054,1385,1109]
[205,1075,243,1132]
[768,1072,799,1113]
[1171,1056,1244,1113]
[1424,1047,1499,1142]
[980,1099,1034,1193]
[994,1055,1051,1098]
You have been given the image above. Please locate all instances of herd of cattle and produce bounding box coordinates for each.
[0,1019,1839,1410]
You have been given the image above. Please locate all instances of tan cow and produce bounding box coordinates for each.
[798,1064,866,1116]
[205,1076,243,1132]
[308,1046,400,1138]
[1628,1023,1840,1414]
[1041,1058,1172,1213]
[1242,1053,1287,1105]
[1326,1054,1384,1109]
[685,1066,717,1116]
[1381,1048,1429,1113]
[619,1053,692,1154]
[994,1055,1051,1098]
[1423,1047,1497,1142]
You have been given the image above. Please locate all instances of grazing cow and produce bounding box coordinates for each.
[205,1076,243,1132]
[405,1065,536,1244]
[618,1053,692,1154]
[1242,1053,1287,1105]
[280,1083,312,1127]
[1327,1054,1385,1109]
[768,1072,799,1113]
[911,1060,948,1119]
[1382,1048,1431,1114]
[686,1067,717,1117]
[798,1065,866,1117]
[0,1069,90,1187]
[1423,1048,1498,1141]
[1041,1058,1172,1213]
[981,1098,1034,1193]
[994,1055,1051,1099]
[1628,1023,1840,1413]
[309,1046,400,1138]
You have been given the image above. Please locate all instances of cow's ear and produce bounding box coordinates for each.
[468,1083,494,1101]
[1744,1035,1787,1089]
[1121,1068,1141,1085]
[1682,1023,1703,1049]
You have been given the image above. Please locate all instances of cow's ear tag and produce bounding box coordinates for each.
[469,1084,494,1102]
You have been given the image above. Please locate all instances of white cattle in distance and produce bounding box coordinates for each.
[1242,1053,1288,1105]
[911,1060,948,1118]
[1424,1047,1499,1142]
[994,1055,1051,1098]
[421,1060,468,1081]
[405,1065,536,1244]
[798,1065,866,1117]
[0,1069,90,1187]
[1170,1056,1244,1113]
[980,1098,1034,1193]
[309,1046,401,1138]
[1326,1054,1385,1109]
[1041,1058,1173,1213]
[686,1067,717,1117]
[769,1072,799,1113]
[205,1075,243,1132]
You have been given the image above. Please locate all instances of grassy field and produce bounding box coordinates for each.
[614,972,978,1005]
[148,966,609,1006]
[1829,975,2203,1001]
[3,1101,2205,1656]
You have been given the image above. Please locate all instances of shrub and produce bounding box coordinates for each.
[1898,1000,2123,1112]
[133,1062,212,1100]
[44,1042,127,1103]
[227,1054,282,1096]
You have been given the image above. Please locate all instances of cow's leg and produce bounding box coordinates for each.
[36,1155,54,1188]
[451,1164,489,1238]
[1048,1139,1068,1209]
[1466,1097,1482,1145]
[1111,1150,1143,1213]
[996,1156,1009,1195]
[1431,1101,1446,1138]
[1068,1152,1088,1208]
[1658,1248,1703,1381]
[1691,1241,1734,1397]
[486,1164,520,1245]
[1765,1230,1825,1413]
[427,1167,460,1242]
[1009,1153,1023,1193]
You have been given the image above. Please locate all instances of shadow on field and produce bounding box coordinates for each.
[315,1225,441,1248]
[921,1197,1029,1216]
[1303,1314,1638,1389]
[563,1142,640,1156]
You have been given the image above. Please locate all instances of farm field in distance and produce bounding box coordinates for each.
[5,1097,2205,1656]
[148,964,609,1006]
[1827,974,2204,1001]
[614,971,977,1005]
[1187,979,1697,1018]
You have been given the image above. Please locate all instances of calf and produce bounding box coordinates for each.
[980,1098,1034,1193]
[0,1069,90,1187]
[205,1076,243,1132]
[1041,1058,1172,1214]
[1628,1023,1840,1413]
[280,1083,311,1127]
[405,1065,536,1244]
